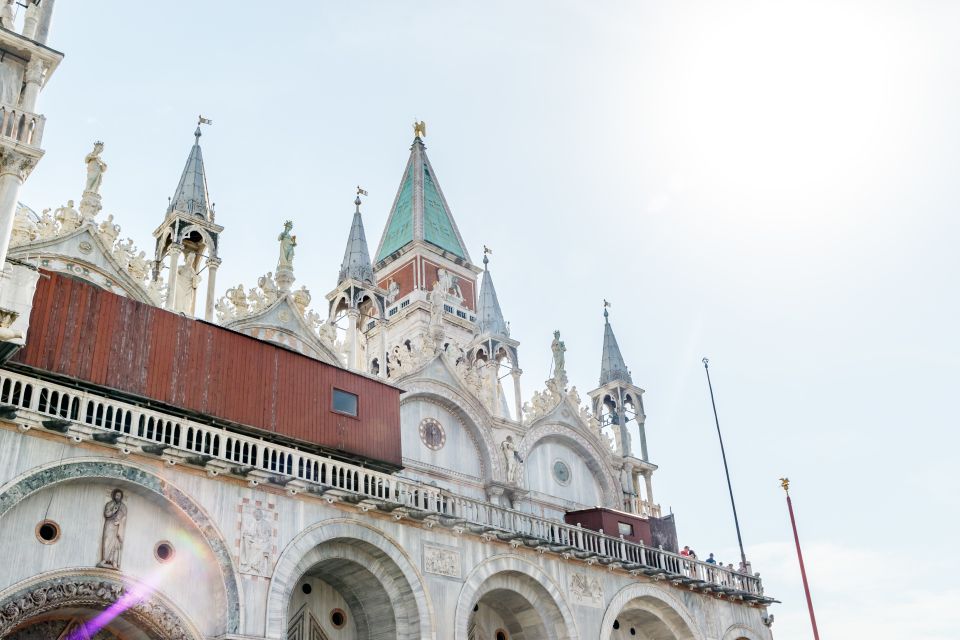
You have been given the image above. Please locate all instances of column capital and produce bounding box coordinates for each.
[206,257,222,269]
[167,242,183,255]
[0,146,40,181]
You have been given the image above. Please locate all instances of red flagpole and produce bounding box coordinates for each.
[781,478,820,640]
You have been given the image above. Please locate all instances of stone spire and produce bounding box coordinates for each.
[374,125,471,266]
[338,195,374,285]
[599,306,632,385]
[168,126,213,220]
[476,252,507,336]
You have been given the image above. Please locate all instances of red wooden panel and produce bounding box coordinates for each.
[12,271,402,467]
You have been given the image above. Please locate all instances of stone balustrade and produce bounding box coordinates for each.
[0,103,44,148]
[0,368,768,600]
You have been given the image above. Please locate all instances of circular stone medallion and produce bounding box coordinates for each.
[553,459,571,485]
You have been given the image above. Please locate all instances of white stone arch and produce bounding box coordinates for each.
[401,375,504,482]
[177,223,217,255]
[519,422,620,506]
[0,568,205,640]
[264,518,434,640]
[454,554,577,640]
[598,582,704,640]
[0,457,242,635]
[721,622,767,640]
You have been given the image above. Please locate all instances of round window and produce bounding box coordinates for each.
[419,418,446,451]
[36,520,60,544]
[154,541,175,563]
[330,608,347,629]
[553,459,571,485]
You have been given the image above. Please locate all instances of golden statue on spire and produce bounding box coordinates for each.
[413,120,426,139]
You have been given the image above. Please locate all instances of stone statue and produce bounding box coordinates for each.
[146,278,167,306]
[112,238,135,269]
[257,271,279,304]
[277,221,296,270]
[36,208,57,239]
[292,286,311,314]
[225,284,248,312]
[437,268,462,302]
[429,281,445,333]
[551,330,566,381]
[385,279,400,304]
[318,320,338,347]
[239,507,273,576]
[128,250,150,281]
[84,142,107,194]
[55,200,82,234]
[96,213,120,245]
[96,488,127,570]
[501,435,522,484]
[10,207,37,247]
[174,251,201,313]
[0,1,13,30]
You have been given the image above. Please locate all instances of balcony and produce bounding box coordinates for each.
[0,104,44,148]
[0,368,773,604]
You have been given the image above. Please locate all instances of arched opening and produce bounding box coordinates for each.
[465,570,570,640]
[285,538,422,640]
[604,594,696,640]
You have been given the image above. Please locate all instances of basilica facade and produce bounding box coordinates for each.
[0,6,775,640]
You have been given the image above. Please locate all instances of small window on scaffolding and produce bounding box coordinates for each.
[332,388,358,417]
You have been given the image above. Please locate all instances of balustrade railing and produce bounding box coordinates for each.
[0,104,44,147]
[0,368,764,597]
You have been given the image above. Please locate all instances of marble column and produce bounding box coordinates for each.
[346,308,360,370]
[204,257,220,322]
[165,244,181,311]
[643,471,654,508]
[0,151,31,271]
[18,58,44,113]
[511,368,522,422]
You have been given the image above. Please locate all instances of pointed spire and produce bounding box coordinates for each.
[374,124,471,265]
[476,250,508,336]
[338,193,375,285]
[168,125,212,219]
[600,304,633,385]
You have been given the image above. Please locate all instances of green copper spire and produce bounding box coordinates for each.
[375,132,470,265]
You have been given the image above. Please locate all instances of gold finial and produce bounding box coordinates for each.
[413,120,426,139]
[779,477,790,493]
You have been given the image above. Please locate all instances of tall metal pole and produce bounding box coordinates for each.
[701,357,747,568]
[780,478,821,640]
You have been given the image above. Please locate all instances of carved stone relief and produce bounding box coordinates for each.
[237,499,277,577]
[423,544,461,578]
[568,572,604,608]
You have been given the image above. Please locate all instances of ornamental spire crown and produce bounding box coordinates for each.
[599,305,633,385]
[168,125,213,220]
[338,194,375,285]
[476,251,508,337]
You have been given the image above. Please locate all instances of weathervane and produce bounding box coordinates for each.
[198,115,213,126]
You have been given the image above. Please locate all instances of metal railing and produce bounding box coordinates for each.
[0,368,765,597]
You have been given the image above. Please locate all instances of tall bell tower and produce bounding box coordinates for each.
[371,123,482,370]
[151,120,223,318]
[0,0,62,272]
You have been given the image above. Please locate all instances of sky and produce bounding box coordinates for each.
[19,1,960,638]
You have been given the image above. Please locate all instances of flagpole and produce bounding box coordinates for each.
[701,357,748,569]
[780,478,820,640]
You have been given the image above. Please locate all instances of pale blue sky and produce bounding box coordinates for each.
[21,1,960,637]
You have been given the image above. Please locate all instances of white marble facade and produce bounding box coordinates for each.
[0,427,773,640]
